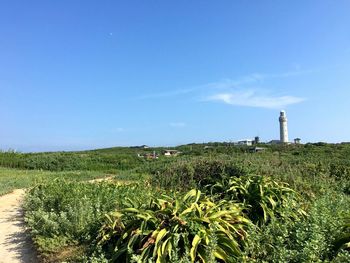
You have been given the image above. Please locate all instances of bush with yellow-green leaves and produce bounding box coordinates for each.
[98,189,250,263]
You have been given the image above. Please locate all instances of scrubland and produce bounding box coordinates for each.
[1,143,350,262]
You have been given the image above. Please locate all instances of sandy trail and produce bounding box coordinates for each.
[0,189,38,263]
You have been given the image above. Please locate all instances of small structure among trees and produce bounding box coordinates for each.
[294,138,301,144]
[163,149,181,157]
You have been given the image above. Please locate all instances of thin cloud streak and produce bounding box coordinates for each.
[204,69,316,90]
[207,91,306,109]
[136,69,315,100]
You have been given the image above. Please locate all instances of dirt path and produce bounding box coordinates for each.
[0,189,38,263]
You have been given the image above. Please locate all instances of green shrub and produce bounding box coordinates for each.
[333,213,350,253]
[244,193,350,262]
[98,189,250,263]
[24,180,153,253]
[150,158,248,190]
[208,174,306,225]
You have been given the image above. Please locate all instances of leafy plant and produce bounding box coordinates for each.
[244,193,350,262]
[98,189,250,263]
[333,214,350,253]
[208,174,306,225]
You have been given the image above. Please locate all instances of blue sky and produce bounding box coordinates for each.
[1,1,350,152]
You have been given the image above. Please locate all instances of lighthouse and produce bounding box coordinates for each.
[279,110,289,143]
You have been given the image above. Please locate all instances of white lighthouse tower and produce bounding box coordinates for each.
[279,110,289,143]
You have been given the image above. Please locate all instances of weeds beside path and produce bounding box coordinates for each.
[0,174,116,263]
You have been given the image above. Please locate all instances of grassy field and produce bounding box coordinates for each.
[2,143,350,262]
[0,167,111,195]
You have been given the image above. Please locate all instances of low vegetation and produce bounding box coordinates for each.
[0,167,109,195]
[24,181,149,257]
[2,143,350,262]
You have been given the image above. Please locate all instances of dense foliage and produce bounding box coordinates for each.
[0,149,147,172]
[149,158,248,190]
[208,174,306,225]
[244,192,350,262]
[24,181,152,256]
[98,189,249,263]
[2,143,350,262]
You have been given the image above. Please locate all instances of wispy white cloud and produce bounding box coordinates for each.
[204,69,315,90]
[206,91,305,109]
[135,69,314,102]
[169,122,186,127]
